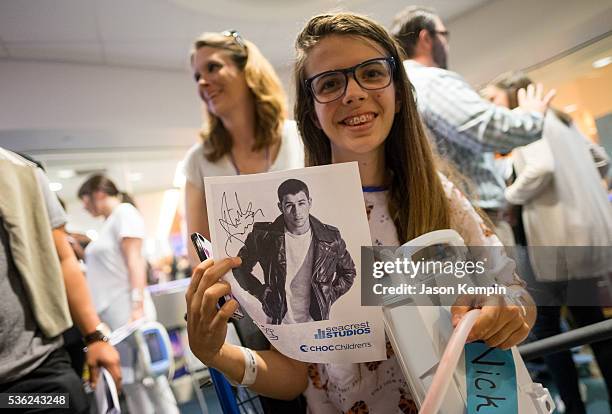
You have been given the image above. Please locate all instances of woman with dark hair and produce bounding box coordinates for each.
[77,175,145,324]
[185,14,536,412]
[78,174,178,413]
[183,30,304,263]
[486,73,612,413]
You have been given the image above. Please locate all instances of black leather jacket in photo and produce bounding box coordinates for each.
[232,214,356,324]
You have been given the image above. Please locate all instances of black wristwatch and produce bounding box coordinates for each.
[84,323,111,346]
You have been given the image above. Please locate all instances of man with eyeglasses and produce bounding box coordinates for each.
[391,6,555,246]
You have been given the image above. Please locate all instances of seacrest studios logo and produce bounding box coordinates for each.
[300,322,373,353]
[313,321,371,339]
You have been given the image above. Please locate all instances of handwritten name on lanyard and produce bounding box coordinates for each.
[465,342,518,413]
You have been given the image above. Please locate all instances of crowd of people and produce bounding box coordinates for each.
[1,4,610,414]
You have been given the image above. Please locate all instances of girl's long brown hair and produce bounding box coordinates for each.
[293,12,451,243]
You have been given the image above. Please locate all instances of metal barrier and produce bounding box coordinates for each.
[518,318,612,361]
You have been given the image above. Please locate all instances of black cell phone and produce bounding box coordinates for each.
[190,232,244,320]
[190,232,210,262]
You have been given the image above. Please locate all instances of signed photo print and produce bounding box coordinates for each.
[207,164,362,325]
[204,163,386,363]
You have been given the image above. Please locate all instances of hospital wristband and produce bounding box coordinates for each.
[237,347,258,387]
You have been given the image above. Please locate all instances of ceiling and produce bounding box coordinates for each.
[528,34,612,89]
[0,0,492,201]
[3,0,609,240]
[527,34,612,141]
[2,128,199,201]
[0,0,490,72]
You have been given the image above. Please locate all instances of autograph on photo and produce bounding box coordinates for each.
[218,191,264,256]
[254,322,279,341]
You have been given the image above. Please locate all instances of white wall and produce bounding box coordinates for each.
[447,0,612,86]
[0,60,201,130]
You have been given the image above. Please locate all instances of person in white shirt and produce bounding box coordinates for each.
[183,31,308,411]
[78,174,179,414]
[485,73,612,413]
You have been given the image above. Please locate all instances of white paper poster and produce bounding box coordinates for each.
[205,162,385,363]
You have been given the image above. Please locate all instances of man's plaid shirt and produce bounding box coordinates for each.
[404,60,543,209]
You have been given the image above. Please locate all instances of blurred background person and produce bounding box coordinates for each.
[486,72,612,413]
[56,200,90,379]
[0,149,121,414]
[56,196,92,378]
[15,154,91,379]
[78,174,179,414]
[390,5,555,246]
[182,29,307,414]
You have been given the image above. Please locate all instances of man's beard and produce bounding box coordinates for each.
[432,37,448,70]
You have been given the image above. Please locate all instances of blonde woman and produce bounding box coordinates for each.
[183,30,304,263]
[182,30,306,412]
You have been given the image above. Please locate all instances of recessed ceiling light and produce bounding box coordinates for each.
[49,182,63,192]
[592,56,611,69]
[128,172,143,182]
[58,169,76,179]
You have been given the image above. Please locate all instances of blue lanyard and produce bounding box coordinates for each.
[362,186,387,193]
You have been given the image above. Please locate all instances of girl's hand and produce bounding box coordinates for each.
[451,292,531,350]
[185,257,241,366]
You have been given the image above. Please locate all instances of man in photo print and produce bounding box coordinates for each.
[233,179,356,324]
